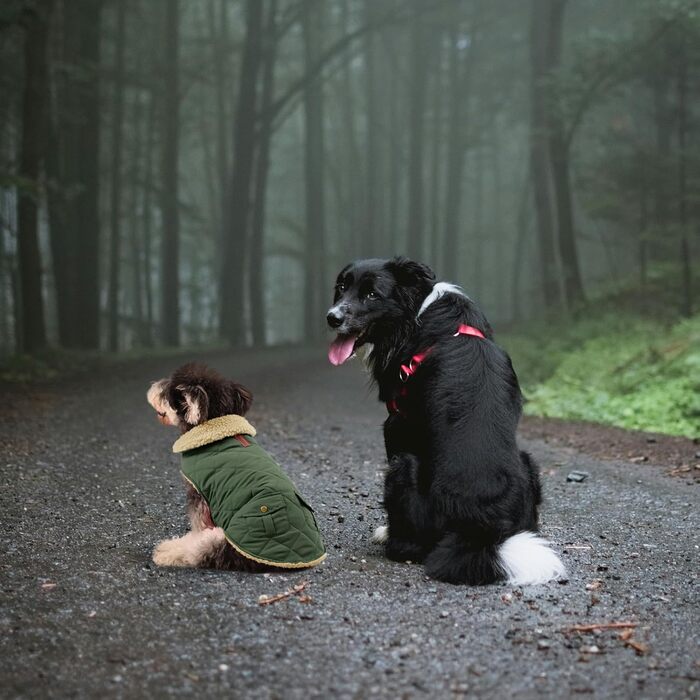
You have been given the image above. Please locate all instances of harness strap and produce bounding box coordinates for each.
[455,324,485,339]
[387,323,485,415]
[399,350,431,382]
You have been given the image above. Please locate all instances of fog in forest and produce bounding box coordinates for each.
[1,0,698,357]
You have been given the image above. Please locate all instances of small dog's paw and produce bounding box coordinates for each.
[372,525,389,544]
[152,538,185,567]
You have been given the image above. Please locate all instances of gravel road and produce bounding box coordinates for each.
[1,348,698,699]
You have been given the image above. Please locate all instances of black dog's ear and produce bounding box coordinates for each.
[386,257,436,287]
[335,263,352,285]
[228,382,253,416]
[174,384,209,426]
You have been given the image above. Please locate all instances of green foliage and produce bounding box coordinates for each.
[502,312,700,438]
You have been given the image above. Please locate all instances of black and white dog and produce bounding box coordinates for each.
[326,257,565,585]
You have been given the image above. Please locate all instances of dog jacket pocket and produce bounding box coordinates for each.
[237,493,287,538]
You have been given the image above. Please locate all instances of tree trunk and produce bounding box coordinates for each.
[107,0,126,351]
[250,0,278,347]
[676,32,692,317]
[546,0,585,308]
[340,0,364,260]
[46,74,72,347]
[45,0,71,348]
[141,93,156,346]
[491,113,508,318]
[652,64,671,236]
[17,0,53,353]
[160,0,181,346]
[198,96,218,237]
[638,158,649,291]
[529,0,559,308]
[219,0,263,346]
[128,93,144,345]
[0,202,8,352]
[302,0,327,342]
[363,0,380,256]
[406,0,431,260]
[442,10,472,283]
[511,174,533,322]
[472,143,484,297]
[187,249,201,345]
[429,34,445,268]
[1,183,18,352]
[382,20,406,256]
[73,0,101,349]
[208,0,229,233]
[387,34,401,256]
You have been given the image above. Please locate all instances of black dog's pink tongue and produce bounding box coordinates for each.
[328,334,357,366]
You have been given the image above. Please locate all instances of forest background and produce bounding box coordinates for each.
[1,0,698,437]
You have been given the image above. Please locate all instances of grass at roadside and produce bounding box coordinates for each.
[502,311,700,439]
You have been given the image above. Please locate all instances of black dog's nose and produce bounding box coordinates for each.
[326,310,344,329]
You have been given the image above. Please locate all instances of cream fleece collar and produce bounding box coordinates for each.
[172,415,257,453]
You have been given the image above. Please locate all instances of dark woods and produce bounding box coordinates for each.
[0,0,698,355]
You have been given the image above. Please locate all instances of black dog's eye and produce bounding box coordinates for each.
[365,290,377,300]
[336,282,346,293]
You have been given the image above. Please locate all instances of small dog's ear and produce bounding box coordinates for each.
[176,384,209,426]
[386,257,436,287]
[229,382,253,416]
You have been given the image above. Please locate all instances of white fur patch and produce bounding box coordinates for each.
[146,379,167,409]
[497,531,567,586]
[417,282,469,318]
[147,379,179,426]
[152,528,226,567]
[183,393,201,425]
[372,525,389,544]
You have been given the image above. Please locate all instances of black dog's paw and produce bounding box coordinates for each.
[385,536,428,564]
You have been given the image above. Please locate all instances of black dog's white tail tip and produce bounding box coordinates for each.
[498,532,566,586]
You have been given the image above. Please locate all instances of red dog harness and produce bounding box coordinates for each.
[386,324,485,415]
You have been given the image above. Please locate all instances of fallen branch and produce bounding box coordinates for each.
[618,629,649,655]
[563,621,638,633]
[258,581,310,606]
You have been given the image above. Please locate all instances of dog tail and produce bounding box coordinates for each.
[424,532,504,585]
[424,530,566,586]
[497,531,566,586]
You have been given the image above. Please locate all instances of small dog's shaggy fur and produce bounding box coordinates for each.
[147,363,285,572]
[327,257,566,585]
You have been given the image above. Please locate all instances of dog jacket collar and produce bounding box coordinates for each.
[172,414,256,453]
[177,417,327,569]
[387,324,485,415]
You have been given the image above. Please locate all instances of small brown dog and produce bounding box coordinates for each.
[147,363,326,571]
